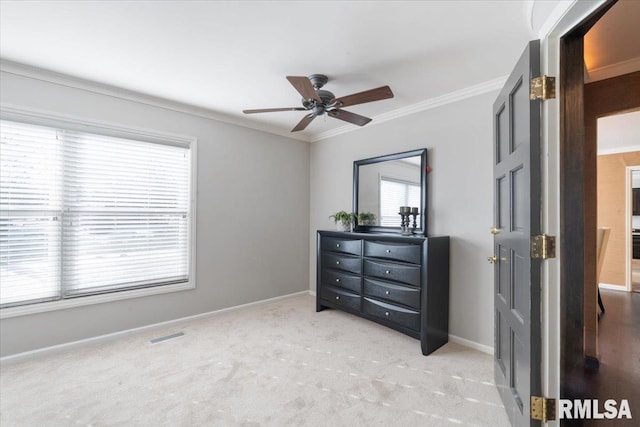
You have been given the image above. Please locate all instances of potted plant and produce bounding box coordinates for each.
[358,211,377,226]
[329,211,355,232]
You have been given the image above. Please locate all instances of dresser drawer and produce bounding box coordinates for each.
[364,241,421,264]
[321,286,361,311]
[322,237,362,256]
[322,269,361,294]
[363,278,420,310]
[363,259,420,287]
[322,253,361,275]
[363,297,420,331]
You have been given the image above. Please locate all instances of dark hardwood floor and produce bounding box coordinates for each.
[583,289,639,426]
[632,259,640,293]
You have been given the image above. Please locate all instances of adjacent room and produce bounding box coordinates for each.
[0,1,638,426]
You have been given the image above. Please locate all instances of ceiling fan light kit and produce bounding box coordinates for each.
[243,74,394,132]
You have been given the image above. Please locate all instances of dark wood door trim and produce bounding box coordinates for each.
[559,0,622,409]
[560,31,588,402]
[585,72,640,118]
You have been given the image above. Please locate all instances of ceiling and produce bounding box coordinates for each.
[1,1,537,140]
[584,0,640,82]
[3,1,638,141]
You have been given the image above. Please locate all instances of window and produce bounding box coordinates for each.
[379,177,421,227]
[0,119,193,309]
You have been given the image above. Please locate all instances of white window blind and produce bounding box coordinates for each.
[0,121,62,305]
[0,119,191,308]
[380,178,421,227]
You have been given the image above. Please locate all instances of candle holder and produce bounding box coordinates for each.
[410,207,419,232]
[398,210,412,235]
[410,212,418,231]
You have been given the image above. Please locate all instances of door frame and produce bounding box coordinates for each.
[540,0,640,410]
[515,1,637,422]
[533,0,612,423]
[626,165,640,293]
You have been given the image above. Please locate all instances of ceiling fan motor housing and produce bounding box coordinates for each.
[302,74,335,116]
[308,74,328,89]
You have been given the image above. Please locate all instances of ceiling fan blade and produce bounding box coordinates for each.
[286,76,321,102]
[243,107,307,114]
[332,85,394,108]
[329,109,372,127]
[291,114,316,132]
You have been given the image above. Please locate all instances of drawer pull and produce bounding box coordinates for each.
[385,270,390,274]
[386,249,391,253]
[385,290,390,295]
[336,278,341,283]
[385,311,390,316]
[336,261,340,265]
[336,296,340,300]
[336,243,341,248]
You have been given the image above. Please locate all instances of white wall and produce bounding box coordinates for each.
[0,71,310,357]
[310,91,497,348]
[597,110,640,154]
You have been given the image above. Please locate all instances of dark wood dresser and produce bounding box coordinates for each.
[316,230,450,355]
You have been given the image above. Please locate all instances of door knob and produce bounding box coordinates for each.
[488,255,497,264]
[490,226,499,235]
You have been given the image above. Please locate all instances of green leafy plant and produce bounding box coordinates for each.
[357,212,377,225]
[329,210,355,224]
[329,211,355,228]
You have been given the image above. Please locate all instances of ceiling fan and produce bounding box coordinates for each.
[243,74,394,132]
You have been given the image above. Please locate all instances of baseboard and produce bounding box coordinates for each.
[598,283,626,291]
[309,289,492,355]
[305,288,491,354]
[2,290,494,363]
[449,334,494,355]
[0,290,311,365]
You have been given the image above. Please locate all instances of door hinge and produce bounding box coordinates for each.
[530,75,556,100]
[531,234,556,259]
[531,396,556,422]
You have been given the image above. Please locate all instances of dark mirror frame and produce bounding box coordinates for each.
[353,148,428,235]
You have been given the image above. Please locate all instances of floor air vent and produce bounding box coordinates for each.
[150,332,185,344]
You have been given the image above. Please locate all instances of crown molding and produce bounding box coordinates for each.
[0,59,310,143]
[310,76,507,143]
[2,59,508,145]
[586,57,640,83]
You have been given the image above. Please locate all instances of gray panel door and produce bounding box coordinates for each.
[492,40,542,427]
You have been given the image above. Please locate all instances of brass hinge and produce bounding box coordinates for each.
[530,75,556,100]
[531,396,556,422]
[531,234,556,259]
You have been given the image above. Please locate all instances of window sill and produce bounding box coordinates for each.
[0,282,195,319]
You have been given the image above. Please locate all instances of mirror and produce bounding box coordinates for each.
[353,148,427,234]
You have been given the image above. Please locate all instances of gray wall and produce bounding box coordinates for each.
[310,91,496,348]
[0,71,310,357]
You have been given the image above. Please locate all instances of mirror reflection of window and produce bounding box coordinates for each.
[380,178,420,226]
[356,154,422,229]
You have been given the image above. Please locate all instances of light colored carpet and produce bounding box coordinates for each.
[0,294,509,427]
